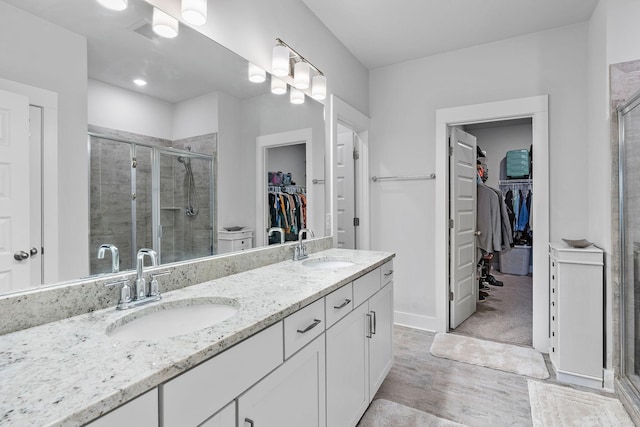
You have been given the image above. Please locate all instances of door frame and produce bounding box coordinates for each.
[256,128,314,247]
[435,95,549,353]
[329,95,371,250]
[0,77,59,285]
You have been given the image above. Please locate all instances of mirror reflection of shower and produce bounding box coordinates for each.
[177,151,199,218]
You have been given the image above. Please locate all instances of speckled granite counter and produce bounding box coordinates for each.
[0,248,394,426]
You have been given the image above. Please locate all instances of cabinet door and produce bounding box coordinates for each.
[87,388,158,427]
[238,335,325,427]
[369,282,394,398]
[200,402,235,427]
[326,302,370,427]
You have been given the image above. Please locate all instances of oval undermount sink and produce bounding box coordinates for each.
[106,297,239,342]
[302,258,355,269]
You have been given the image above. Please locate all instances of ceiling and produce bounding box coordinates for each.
[301,0,600,70]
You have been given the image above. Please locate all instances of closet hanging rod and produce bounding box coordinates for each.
[498,178,532,185]
[312,179,325,184]
[371,173,436,182]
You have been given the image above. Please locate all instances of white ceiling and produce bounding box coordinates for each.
[301,0,600,70]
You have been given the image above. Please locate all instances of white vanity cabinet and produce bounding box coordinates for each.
[326,262,394,427]
[238,335,326,427]
[549,242,604,388]
[218,229,254,253]
[161,322,283,427]
[86,388,158,427]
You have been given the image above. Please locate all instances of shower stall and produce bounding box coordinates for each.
[620,91,640,399]
[89,132,216,275]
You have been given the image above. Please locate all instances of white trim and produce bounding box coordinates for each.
[329,95,371,250]
[394,311,438,332]
[435,95,549,353]
[0,77,59,284]
[255,128,314,247]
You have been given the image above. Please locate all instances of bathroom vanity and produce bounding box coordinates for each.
[0,248,394,426]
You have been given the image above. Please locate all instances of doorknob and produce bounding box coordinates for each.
[14,251,29,261]
[30,247,38,256]
[474,231,482,236]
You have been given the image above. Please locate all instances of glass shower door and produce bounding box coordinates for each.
[620,94,640,393]
[156,150,214,264]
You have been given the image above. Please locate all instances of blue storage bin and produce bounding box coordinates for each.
[506,149,530,178]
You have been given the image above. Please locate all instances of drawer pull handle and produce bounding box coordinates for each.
[366,313,373,338]
[384,270,394,277]
[371,311,377,335]
[334,299,352,309]
[297,319,321,334]
[245,418,255,427]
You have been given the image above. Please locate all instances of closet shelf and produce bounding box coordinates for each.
[161,207,183,210]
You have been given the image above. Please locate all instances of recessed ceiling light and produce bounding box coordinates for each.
[133,79,147,86]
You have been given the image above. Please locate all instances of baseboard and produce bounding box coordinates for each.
[616,377,640,426]
[394,311,437,331]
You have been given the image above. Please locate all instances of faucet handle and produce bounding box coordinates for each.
[104,279,132,305]
[149,270,170,298]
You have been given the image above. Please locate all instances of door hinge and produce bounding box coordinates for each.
[449,219,454,229]
[353,150,360,160]
[353,217,360,227]
[449,146,453,156]
[449,291,454,301]
[132,157,137,168]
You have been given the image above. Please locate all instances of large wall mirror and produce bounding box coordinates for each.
[0,0,326,295]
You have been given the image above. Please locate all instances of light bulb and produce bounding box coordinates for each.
[248,63,266,83]
[152,7,179,39]
[96,0,127,11]
[294,61,310,90]
[271,77,287,95]
[182,0,207,26]
[272,45,290,77]
[290,87,305,104]
[311,74,327,100]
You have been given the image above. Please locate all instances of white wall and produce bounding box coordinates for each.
[173,92,219,140]
[267,144,307,186]
[0,2,88,281]
[370,24,589,330]
[88,79,174,140]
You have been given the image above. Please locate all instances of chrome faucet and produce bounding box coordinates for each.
[268,227,286,244]
[294,229,314,261]
[97,244,120,273]
[135,248,158,301]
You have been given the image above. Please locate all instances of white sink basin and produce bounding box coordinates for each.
[106,297,239,342]
[302,258,355,269]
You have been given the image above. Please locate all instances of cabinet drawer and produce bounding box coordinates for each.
[236,239,252,250]
[353,268,381,307]
[87,388,158,427]
[284,298,325,359]
[325,283,353,328]
[381,260,394,286]
[162,322,283,427]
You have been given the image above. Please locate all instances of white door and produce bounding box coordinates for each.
[29,105,43,285]
[449,127,477,328]
[336,124,355,249]
[0,89,31,292]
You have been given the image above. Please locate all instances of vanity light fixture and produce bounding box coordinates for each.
[271,77,287,95]
[272,44,290,77]
[290,87,305,105]
[272,38,326,100]
[96,0,128,11]
[133,78,147,86]
[152,7,179,38]
[311,74,326,100]
[248,63,266,83]
[294,61,310,90]
[182,0,207,26]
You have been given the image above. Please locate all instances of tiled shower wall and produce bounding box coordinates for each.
[89,126,217,274]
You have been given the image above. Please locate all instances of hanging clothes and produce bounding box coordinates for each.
[477,183,502,254]
[268,185,307,241]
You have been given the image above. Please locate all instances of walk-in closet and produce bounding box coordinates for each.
[454,118,534,347]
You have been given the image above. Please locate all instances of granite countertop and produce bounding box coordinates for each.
[0,248,394,426]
